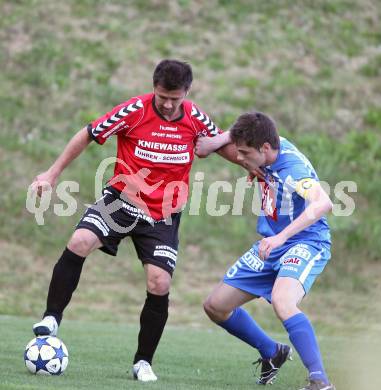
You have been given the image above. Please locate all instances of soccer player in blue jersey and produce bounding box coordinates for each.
[197,112,335,390]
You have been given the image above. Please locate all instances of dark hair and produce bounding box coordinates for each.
[230,111,280,150]
[153,59,193,91]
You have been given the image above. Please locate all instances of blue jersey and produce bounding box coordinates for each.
[257,137,331,245]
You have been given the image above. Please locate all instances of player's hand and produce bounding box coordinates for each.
[31,170,57,197]
[195,136,218,158]
[258,233,287,260]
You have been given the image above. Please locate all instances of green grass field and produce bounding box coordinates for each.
[1,315,380,390]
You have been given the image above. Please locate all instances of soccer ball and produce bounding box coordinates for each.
[24,336,69,375]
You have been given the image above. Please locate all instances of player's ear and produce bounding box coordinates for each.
[262,142,271,153]
[185,85,191,96]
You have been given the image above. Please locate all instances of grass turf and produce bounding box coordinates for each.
[1,315,380,390]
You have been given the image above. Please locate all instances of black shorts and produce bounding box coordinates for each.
[76,187,181,276]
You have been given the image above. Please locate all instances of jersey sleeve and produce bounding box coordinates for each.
[281,162,319,199]
[87,97,144,145]
[294,177,319,199]
[190,103,222,137]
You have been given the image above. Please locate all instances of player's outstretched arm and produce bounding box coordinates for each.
[258,182,333,259]
[196,131,265,179]
[195,131,231,158]
[216,143,266,179]
[31,127,92,197]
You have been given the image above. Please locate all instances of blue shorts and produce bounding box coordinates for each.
[223,241,331,302]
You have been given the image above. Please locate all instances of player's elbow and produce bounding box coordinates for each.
[313,198,333,218]
[311,189,333,215]
[195,150,208,158]
[323,198,333,214]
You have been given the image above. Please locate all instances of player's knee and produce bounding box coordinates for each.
[67,230,98,257]
[271,292,297,321]
[146,273,171,295]
[203,296,225,323]
[203,298,216,320]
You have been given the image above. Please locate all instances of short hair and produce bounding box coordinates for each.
[153,59,193,91]
[230,111,280,150]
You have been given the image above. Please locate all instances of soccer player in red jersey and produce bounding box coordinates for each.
[30,59,234,381]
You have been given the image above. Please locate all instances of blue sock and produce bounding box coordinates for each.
[219,307,277,359]
[283,313,328,384]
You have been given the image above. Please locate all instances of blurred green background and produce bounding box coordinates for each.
[0,0,380,333]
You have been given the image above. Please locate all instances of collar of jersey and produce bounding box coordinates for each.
[152,95,185,122]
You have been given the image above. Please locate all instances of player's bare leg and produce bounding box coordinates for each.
[203,282,254,322]
[67,228,103,257]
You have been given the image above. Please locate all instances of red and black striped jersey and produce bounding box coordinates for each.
[87,93,221,220]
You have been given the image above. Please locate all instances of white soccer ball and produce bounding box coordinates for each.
[24,336,69,375]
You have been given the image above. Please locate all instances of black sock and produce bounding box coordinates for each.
[43,247,86,325]
[134,291,169,365]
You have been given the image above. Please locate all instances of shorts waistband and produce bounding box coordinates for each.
[105,186,180,224]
